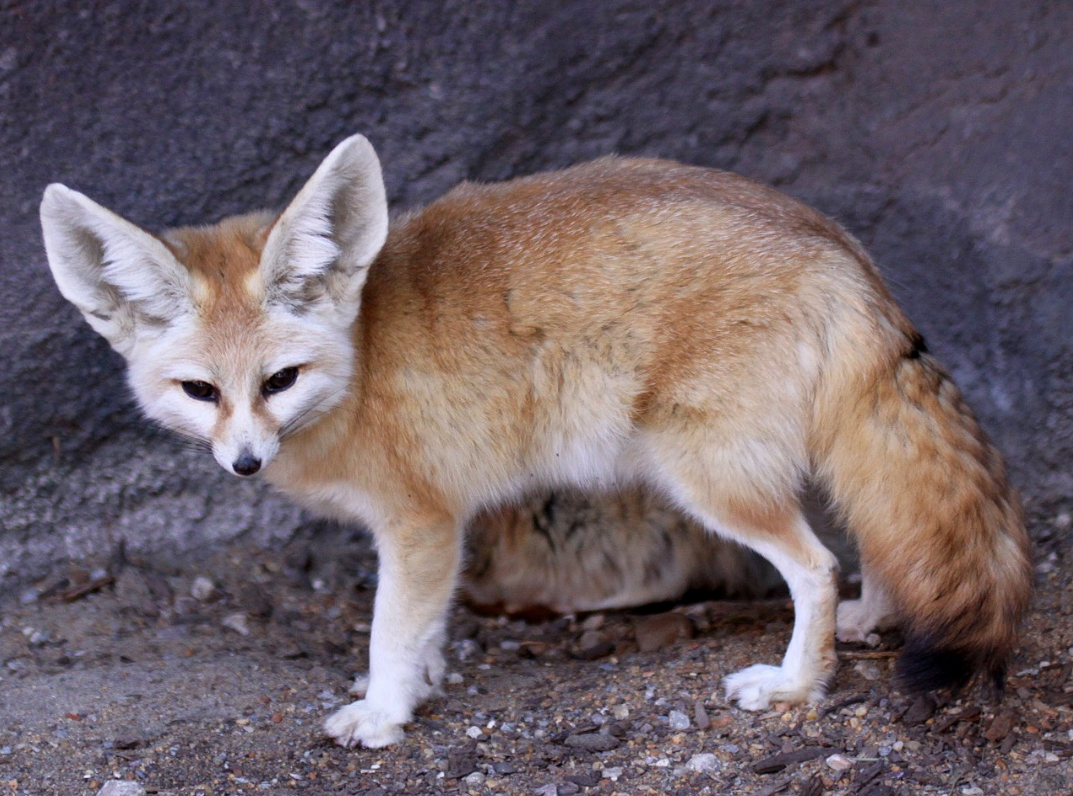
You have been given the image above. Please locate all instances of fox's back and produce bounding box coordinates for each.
[348,158,908,502]
[373,157,877,334]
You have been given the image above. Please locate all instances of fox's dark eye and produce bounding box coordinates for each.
[181,380,218,402]
[263,367,299,396]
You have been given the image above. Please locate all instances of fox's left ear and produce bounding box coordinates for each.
[261,134,389,318]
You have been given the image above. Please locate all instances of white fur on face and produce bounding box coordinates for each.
[126,306,355,475]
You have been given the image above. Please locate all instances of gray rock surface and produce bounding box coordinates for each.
[2,1,1071,589]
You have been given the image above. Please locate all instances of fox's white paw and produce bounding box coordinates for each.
[836,598,896,643]
[724,664,826,710]
[836,598,874,642]
[324,700,405,748]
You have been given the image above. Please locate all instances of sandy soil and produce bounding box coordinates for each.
[1,521,1070,796]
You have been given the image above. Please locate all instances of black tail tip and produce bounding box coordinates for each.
[896,634,1006,695]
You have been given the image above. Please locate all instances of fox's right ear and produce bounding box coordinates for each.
[260,134,388,320]
[40,184,194,356]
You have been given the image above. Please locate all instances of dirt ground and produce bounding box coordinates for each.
[2,518,1071,796]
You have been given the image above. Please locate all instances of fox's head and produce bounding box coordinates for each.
[40,135,389,476]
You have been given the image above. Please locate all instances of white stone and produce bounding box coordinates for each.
[854,660,882,681]
[685,752,720,774]
[825,753,854,771]
[191,576,218,602]
[221,612,250,636]
[668,709,690,730]
[97,783,147,796]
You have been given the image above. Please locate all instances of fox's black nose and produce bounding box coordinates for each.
[233,453,262,476]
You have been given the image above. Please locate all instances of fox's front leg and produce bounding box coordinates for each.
[325,512,461,748]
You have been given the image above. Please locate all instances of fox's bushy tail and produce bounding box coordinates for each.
[813,326,1033,692]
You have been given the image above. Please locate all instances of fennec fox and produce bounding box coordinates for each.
[41,134,1032,748]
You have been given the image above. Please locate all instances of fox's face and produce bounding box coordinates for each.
[40,135,389,476]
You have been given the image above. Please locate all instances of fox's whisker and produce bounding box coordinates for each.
[280,388,349,440]
[147,420,214,454]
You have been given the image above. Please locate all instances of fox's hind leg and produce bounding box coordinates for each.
[716,509,839,709]
[648,439,839,709]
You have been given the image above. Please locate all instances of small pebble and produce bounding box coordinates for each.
[694,701,710,730]
[633,612,694,652]
[222,612,250,636]
[533,786,557,796]
[612,704,629,720]
[668,709,690,730]
[19,588,40,606]
[685,752,720,774]
[601,767,623,781]
[854,660,882,681]
[447,672,464,685]
[564,733,620,751]
[466,726,483,739]
[172,596,200,616]
[581,614,605,631]
[236,583,273,618]
[454,639,482,662]
[97,783,147,796]
[825,753,854,772]
[463,772,485,787]
[575,631,614,661]
[114,568,162,618]
[191,576,219,602]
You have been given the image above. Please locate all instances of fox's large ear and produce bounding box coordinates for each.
[40,185,194,356]
[260,134,388,316]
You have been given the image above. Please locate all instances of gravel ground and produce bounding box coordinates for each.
[1,519,1071,796]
